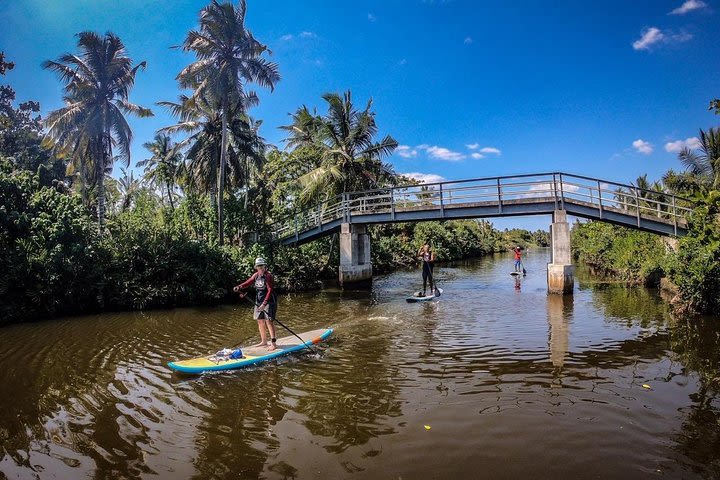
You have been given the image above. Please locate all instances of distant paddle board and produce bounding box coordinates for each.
[406,288,443,303]
[168,328,333,374]
[510,272,521,276]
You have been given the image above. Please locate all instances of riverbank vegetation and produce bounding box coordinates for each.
[0,2,547,325]
[571,112,720,315]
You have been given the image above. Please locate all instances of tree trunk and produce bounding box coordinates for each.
[167,180,175,210]
[96,141,107,233]
[218,96,229,245]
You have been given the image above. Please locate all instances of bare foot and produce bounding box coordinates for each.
[251,342,267,348]
[267,343,277,351]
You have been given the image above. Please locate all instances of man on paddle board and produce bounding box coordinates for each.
[417,242,436,297]
[233,257,279,351]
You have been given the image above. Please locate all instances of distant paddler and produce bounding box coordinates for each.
[511,246,527,275]
[417,242,437,297]
[233,257,279,351]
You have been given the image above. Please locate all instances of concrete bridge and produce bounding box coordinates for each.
[270,172,693,294]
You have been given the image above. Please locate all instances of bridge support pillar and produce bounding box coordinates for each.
[547,210,575,295]
[339,223,372,288]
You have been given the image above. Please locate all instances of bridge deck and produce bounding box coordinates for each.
[272,172,692,245]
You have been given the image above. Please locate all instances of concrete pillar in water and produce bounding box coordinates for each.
[547,210,575,294]
[339,223,372,287]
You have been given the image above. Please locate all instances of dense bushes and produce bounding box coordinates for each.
[572,202,720,314]
[0,159,241,324]
[666,192,720,314]
[0,158,103,323]
[571,221,666,285]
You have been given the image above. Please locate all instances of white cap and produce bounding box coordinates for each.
[254,257,267,266]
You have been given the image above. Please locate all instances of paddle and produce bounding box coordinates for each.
[239,294,318,355]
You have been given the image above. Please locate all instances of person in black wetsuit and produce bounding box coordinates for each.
[417,242,437,296]
[233,257,279,351]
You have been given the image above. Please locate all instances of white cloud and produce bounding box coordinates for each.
[423,145,466,161]
[299,31,316,38]
[404,172,446,184]
[480,147,501,155]
[280,34,294,41]
[633,27,664,50]
[464,37,473,45]
[664,136,701,153]
[396,145,418,158]
[632,27,693,51]
[632,139,654,155]
[470,153,484,159]
[466,143,479,150]
[522,182,579,199]
[669,0,707,15]
[368,13,376,21]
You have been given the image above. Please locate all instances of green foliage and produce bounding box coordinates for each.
[371,220,502,273]
[280,91,398,204]
[102,195,240,310]
[0,157,102,324]
[499,228,549,250]
[571,221,666,285]
[667,192,720,313]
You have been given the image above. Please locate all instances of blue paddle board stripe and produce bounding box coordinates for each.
[167,328,333,374]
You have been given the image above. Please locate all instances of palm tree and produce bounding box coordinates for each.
[116,168,142,212]
[43,31,152,231]
[678,127,720,190]
[138,133,183,210]
[178,0,279,244]
[281,91,399,204]
[158,91,266,207]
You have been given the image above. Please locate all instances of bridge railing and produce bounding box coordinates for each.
[271,172,694,240]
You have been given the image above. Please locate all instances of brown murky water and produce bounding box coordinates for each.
[1,249,719,479]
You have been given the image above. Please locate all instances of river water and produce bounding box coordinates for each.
[1,248,719,479]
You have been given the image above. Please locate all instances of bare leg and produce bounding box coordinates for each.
[251,319,268,347]
[266,319,278,350]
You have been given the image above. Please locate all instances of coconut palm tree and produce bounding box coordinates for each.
[178,0,279,244]
[678,127,720,190]
[281,90,398,204]
[116,168,142,212]
[42,31,152,231]
[138,134,183,210]
[158,91,266,207]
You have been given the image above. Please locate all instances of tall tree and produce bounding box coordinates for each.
[43,31,152,231]
[138,133,183,210]
[158,91,266,205]
[281,90,399,204]
[178,0,279,244]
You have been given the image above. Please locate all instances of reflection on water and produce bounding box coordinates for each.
[0,248,719,479]
[547,294,572,369]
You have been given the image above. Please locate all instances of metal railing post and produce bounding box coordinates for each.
[294,213,299,243]
[634,188,641,227]
[558,173,565,210]
[672,196,678,236]
[597,180,603,219]
[439,183,445,217]
[552,173,558,210]
[317,203,322,231]
[390,187,396,221]
[496,178,503,214]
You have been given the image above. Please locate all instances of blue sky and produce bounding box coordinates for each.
[2,0,718,230]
